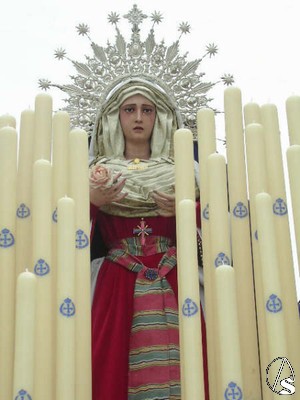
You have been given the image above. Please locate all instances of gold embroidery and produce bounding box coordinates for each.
[127,159,148,170]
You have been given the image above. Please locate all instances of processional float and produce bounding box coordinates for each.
[0,4,299,400]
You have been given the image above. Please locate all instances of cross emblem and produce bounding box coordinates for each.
[182,298,198,317]
[214,252,230,268]
[0,228,15,248]
[60,298,76,317]
[75,229,89,249]
[123,4,147,31]
[133,218,152,245]
[34,259,50,276]
[224,382,243,400]
[266,294,282,313]
[14,389,32,400]
[273,198,288,216]
[233,202,248,218]
[16,203,31,219]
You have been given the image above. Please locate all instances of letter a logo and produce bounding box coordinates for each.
[266,357,296,395]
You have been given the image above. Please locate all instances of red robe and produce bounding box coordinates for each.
[90,204,209,399]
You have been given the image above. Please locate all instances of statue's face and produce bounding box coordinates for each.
[119,94,156,146]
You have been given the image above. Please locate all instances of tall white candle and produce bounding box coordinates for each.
[69,129,92,400]
[56,197,76,400]
[52,111,70,202]
[174,129,196,203]
[261,104,300,382]
[224,87,261,399]
[13,270,37,400]
[224,87,248,205]
[33,93,53,161]
[286,95,300,145]
[196,108,216,234]
[196,108,217,400]
[207,153,231,267]
[245,123,272,400]
[16,109,35,276]
[206,152,231,398]
[255,193,288,359]
[176,199,205,400]
[32,159,54,400]
[173,128,197,396]
[286,145,300,277]
[215,265,244,399]
[52,111,70,335]
[0,126,17,400]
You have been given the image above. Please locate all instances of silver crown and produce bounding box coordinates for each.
[38,4,233,136]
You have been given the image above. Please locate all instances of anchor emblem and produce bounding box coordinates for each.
[266,294,282,313]
[273,198,288,216]
[75,229,89,249]
[59,298,76,317]
[224,381,243,400]
[16,203,30,219]
[182,298,198,317]
[52,207,58,223]
[202,203,209,220]
[14,389,32,400]
[0,228,15,248]
[214,252,230,267]
[233,202,248,218]
[34,259,50,276]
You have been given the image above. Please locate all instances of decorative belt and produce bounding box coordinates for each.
[109,236,173,256]
[106,246,181,399]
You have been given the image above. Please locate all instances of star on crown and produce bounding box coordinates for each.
[38,4,233,137]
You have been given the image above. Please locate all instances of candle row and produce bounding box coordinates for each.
[13,196,76,399]
[0,93,91,400]
[197,87,300,400]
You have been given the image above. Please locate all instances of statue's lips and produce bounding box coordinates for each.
[133,126,144,131]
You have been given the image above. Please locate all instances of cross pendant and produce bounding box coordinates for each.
[133,218,152,245]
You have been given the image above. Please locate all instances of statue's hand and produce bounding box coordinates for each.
[151,190,175,217]
[90,173,127,208]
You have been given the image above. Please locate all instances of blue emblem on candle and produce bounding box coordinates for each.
[182,298,198,317]
[214,252,230,267]
[266,294,282,313]
[224,382,243,400]
[34,259,50,276]
[202,203,209,220]
[60,298,76,317]
[14,389,32,400]
[52,207,58,223]
[0,228,15,248]
[75,229,89,249]
[233,202,248,218]
[16,203,31,219]
[273,198,287,216]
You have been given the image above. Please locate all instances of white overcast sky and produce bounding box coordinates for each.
[1,0,300,293]
[1,0,300,137]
